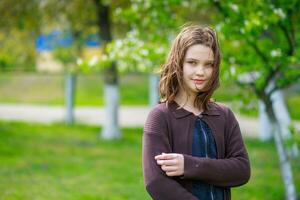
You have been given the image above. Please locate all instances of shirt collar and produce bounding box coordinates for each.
[169,100,220,119]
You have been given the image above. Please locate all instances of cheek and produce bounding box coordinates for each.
[207,68,214,77]
[183,64,193,76]
[182,66,189,78]
[182,64,188,74]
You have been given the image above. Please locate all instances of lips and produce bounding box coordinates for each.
[193,79,205,85]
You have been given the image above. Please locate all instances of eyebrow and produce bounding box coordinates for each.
[185,58,214,63]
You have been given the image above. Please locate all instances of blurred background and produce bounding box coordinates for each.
[0,0,299,199]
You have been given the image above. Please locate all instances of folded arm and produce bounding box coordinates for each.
[143,108,197,200]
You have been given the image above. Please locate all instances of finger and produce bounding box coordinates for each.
[156,159,178,166]
[155,153,177,160]
[166,171,179,177]
[161,165,177,172]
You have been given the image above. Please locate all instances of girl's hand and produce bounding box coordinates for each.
[155,153,184,177]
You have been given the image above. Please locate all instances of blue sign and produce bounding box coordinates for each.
[36,29,101,52]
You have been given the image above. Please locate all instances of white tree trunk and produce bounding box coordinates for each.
[271,121,297,200]
[65,73,76,125]
[259,100,273,140]
[149,74,160,107]
[259,86,291,141]
[101,83,121,139]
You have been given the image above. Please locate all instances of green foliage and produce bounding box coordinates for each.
[107,30,168,74]
[0,30,36,72]
[77,53,113,74]
[108,0,190,74]
[288,94,300,120]
[0,0,40,31]
[285,122,300,159]
[0,0,40,72]
[52,46,78,73]
[211,0,300,92]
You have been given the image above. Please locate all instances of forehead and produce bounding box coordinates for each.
[185,44,214,61]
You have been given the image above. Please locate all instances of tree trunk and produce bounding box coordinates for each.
[259,100,273,140]
[149,73,160,107]
[64,73,76,125]
[101,62,121,139]
[259,89,291,141]
[102,82,121,139]
[263,96,297,200]
[94,0,121,139]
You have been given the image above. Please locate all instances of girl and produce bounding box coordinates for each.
[142,25,251,200]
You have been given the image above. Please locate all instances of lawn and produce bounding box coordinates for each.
[0,72,149,106]
[0,121,299,199]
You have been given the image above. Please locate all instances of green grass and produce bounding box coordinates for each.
[0,121,148,200]
[0,72,299,119]
[0,121,299,199]
[0,72,149,106]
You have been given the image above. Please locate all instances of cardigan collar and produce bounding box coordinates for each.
[169,100,220,119]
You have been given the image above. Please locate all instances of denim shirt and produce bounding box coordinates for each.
[192,116,224,200]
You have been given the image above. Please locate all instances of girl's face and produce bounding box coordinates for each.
[182,44,214,96]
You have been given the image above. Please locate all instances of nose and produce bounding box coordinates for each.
[195,65,205,75]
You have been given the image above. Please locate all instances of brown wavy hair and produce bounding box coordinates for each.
[159,25,221,111]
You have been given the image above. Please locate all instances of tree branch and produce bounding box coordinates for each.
[247,39,269,65]
[269,0,296,56]
[278,22,295,56]
[262,62,282,91]
[268,84,278,96]
[286,8,296,49]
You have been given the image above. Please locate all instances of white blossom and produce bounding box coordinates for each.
[230,66,236,76]
[215,23,223,32]
[143,0,151,9]
[274,8,286,19]
[181,1,189,7]
[155,47,164,54]
[230,4,239,12]
[270,49,282,57]
[132,4,138,11]
[132,54,140,61]
[115,7,122,15]
[141,49,149,56]
[115,40,123,49]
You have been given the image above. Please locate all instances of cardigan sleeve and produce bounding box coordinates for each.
[183,107,251,187]
[143,106,197,200]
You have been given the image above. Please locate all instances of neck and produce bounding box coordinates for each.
[175,90,203,115]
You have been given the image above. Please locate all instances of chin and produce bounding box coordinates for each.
[195,85,204,91]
